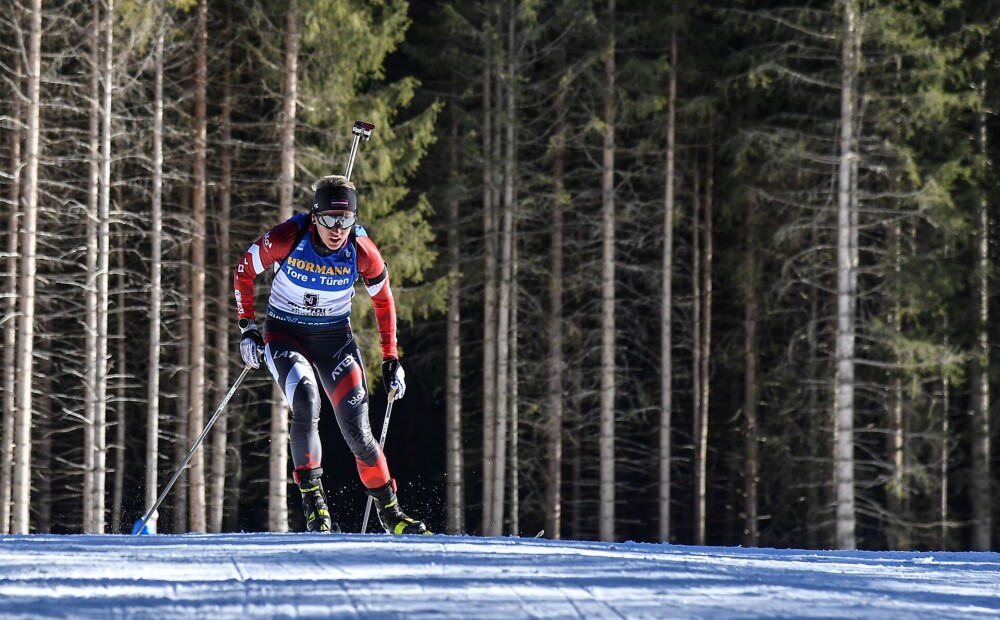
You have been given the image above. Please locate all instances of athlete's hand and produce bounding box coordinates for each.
[382,357,406,400]
[238,318,264,369]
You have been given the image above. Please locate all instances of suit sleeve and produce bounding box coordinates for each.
[356,235,398,359]
[233,218,302,321]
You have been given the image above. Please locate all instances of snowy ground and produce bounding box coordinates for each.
[0,533,998,619]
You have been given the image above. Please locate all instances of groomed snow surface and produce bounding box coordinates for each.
[1,533,998,619]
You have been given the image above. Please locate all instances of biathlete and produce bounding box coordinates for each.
[233,174,426,534]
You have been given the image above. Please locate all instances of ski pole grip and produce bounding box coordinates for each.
[344,121,375,181]
[353,120,375,140]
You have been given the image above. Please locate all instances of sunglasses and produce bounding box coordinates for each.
[315,212,356,230]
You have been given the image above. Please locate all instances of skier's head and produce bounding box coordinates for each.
[312,175,357,215]
[311,175,357,251]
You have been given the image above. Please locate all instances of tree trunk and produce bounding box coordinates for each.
[489,8,515,534]
[210,8,234,533]
[12,0,42,534]
[886,221,905,549]
[743,196,759,547]
[84,0,101,533]
[598,0,617,543]
[93,0,115,533]
[111,221,127,534]
[806,221,822,549]
[834,0,859,550]
[35,323,51,532]
[1,53,22,535]
[658,29,676,545]
[187,0,209,533]
[940,324,951,550]
[569,362,583,540]
[225,410,244,533]
[279,0,298,221]
[268,0,299,534]
[699,145,714,543]
[509,240,519,536]
[546,49,566,540]
[268,391,289,532]
[445,114,465,534]
[970,80,991,551]
[692,166,704,545]
[481,16,498,535]
[174,234,191,533]
[145,27,165,519]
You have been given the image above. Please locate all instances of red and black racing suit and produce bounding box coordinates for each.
[233,212,396,489]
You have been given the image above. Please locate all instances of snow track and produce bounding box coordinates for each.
[0,533,998,618]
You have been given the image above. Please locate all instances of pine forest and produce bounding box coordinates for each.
[2,0,1000,552]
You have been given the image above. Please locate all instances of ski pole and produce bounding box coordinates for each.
[132,364,253,535]
[344,120,375,181]
[361,388,396,534]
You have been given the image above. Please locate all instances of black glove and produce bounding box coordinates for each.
[238,318,264,369]
[382,357,406,400]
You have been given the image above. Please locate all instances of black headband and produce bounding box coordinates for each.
[312,185,357,213]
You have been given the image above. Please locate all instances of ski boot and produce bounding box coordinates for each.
[367,480,428,535]
[295,467,339,533]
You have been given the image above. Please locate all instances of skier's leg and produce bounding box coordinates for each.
[316,341,426,534]
[263,337,323,471]
[264,336,335,532]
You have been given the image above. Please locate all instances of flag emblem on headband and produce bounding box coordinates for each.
[313,199,350,209]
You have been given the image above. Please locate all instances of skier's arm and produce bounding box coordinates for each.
[356,234,398,360]
[233,218,302,320]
